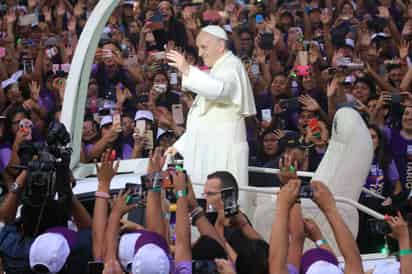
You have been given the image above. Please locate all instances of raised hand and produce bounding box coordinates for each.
[278,152,298,186]
[277,178,301,209]
[399,40,410,60]
[299,94,320,112]
[29,81,40,102]
[166,50,189,75]
[96,150,119,192]
[386,211,409,241]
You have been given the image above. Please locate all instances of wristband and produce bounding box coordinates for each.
[315,239,328,247]
[176,189,188,200]
[399,249,412,256]
[95,191,110,199]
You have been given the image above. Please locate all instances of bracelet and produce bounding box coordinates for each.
[399,249,412,256]
[176,189,188,200]
[149,186,161,193]
[95,191,110,199]
[190,206,203,219]
[315,239,328,247]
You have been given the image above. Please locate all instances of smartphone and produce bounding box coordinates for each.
[113,113,122,133]
[261,109,272,122]
[279,98,300,112]
[221,187,239,217]
[172,104,184,125]
[19,118,33,141]
[23,59,34,74]
[141,172,162,192]
[0,47,5,58]
[192,260,218,274]
[148,12,164,30]
[87,261,104,274]
[255,14,264,24]
[45,47,58,59]
[259,33,274,50]
[151,51,166,60]
[135,119,146,137]
[251,63,260,76]
[169,72,178,85]
[125,183,140,196]
[18,13,39,26]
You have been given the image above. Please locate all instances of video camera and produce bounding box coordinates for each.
[17,121,73,235]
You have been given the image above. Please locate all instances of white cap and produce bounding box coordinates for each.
[372,261,400,274]
[132,244,170,274]
[135,110,154,121]
[100,115,113,128]
[307,261,343,274]
[118,233,142,271]
[371,32,390,41]
[29,233,71,273]
[201,25,228,40]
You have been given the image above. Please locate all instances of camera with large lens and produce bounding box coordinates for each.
[17,121,73,235]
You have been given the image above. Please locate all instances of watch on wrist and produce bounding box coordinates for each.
[10,182,21,194]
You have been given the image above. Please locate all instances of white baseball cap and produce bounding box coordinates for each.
[306,261,343,274]
[201,25,228,40]
[117,230,171,274]
[29,227,76,273]
[100,115,113,128]
[135,110,154,121]
[118,232,142,271]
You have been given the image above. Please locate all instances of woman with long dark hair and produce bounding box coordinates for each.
[357,124,402,253]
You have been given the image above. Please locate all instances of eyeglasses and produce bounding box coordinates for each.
[201,191,220,198]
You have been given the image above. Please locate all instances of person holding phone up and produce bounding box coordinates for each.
[165,25,256,215]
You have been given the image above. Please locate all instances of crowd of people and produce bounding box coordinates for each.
[0,0,412,273]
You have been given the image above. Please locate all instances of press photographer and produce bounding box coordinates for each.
[0,121,93,274]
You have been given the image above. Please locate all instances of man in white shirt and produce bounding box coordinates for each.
[166,25,256,213]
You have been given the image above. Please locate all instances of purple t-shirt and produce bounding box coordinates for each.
[39,88,57,113]
[0,143,12,172]
[363,158,399,198]
[387,128,412,191]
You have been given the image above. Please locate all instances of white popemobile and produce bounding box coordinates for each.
[61,0,400,272]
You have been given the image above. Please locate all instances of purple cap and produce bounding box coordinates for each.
[300,248,339,274]
[46,227,77,250]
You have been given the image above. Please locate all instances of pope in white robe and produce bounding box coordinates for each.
[166,25,256,210]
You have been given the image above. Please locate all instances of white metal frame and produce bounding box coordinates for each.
[61,0,120,169]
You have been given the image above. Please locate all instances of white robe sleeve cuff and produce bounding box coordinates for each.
[182,66,224,100]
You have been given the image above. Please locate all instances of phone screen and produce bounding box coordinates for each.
[221,187,238,217]
[172,104,184,125]
[135,120,146,137]
[192,260,218,274]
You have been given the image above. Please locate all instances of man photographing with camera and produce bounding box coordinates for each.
[165,25,256,215]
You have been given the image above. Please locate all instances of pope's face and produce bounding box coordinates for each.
[196,31,224,67]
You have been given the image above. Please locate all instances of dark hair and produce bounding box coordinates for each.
[207,171,239,200]
[5,105,30,141]
[235,239,269,274]
[192,235,227,260]
[354,77,376,100]
[99,39,122,52]
[368,124,395,196]
[256,129,280,164]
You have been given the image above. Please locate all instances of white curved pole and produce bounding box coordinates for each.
[249,166,386,200]
[61,0,120,169]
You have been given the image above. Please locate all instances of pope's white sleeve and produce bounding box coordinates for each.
[173,132,186,156]
[182,66,233,101]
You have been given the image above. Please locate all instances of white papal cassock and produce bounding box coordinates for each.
[173,51,256,208]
